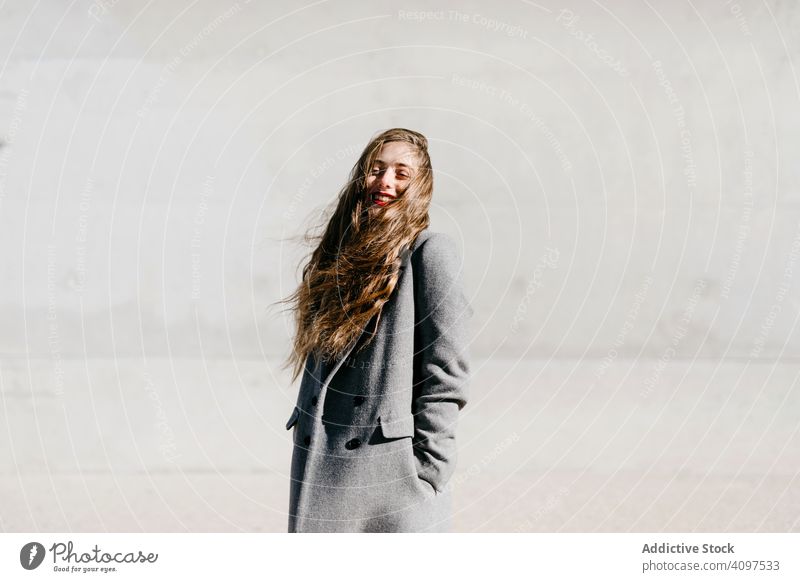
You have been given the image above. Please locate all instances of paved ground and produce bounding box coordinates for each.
[2,357,798,532]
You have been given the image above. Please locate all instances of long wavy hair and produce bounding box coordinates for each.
[281,128,434,383]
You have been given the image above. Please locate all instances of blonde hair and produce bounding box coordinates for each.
[280,128,434,383]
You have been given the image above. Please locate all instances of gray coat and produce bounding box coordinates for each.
[285,228,473,532]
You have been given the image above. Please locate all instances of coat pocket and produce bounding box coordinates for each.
[378,412,415,439]
[285,406,300,430]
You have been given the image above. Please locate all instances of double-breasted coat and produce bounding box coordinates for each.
[285,228,473,532]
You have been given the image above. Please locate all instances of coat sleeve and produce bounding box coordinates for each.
[411,232,473,493]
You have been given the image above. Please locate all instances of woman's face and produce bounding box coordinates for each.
[365,141,419,207]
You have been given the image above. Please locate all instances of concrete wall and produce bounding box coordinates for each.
[1,0,798,531]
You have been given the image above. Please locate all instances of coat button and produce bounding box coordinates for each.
[345,438,361,450]
[303,436,311,446]
[353,396,365,406]
[311,396,318,406]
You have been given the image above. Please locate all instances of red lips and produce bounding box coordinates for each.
[371,190,396,206]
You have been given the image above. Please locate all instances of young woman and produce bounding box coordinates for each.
[282,128,473,532]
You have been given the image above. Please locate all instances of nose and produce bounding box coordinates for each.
[378,168,395,189]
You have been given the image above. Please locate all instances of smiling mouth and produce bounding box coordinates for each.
[371,192,395,206]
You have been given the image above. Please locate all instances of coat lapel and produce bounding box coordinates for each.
[320,338,358,390]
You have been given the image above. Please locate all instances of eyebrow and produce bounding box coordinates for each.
[374,159,416,169]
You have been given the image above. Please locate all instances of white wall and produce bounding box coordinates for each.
[1,0,798,531]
